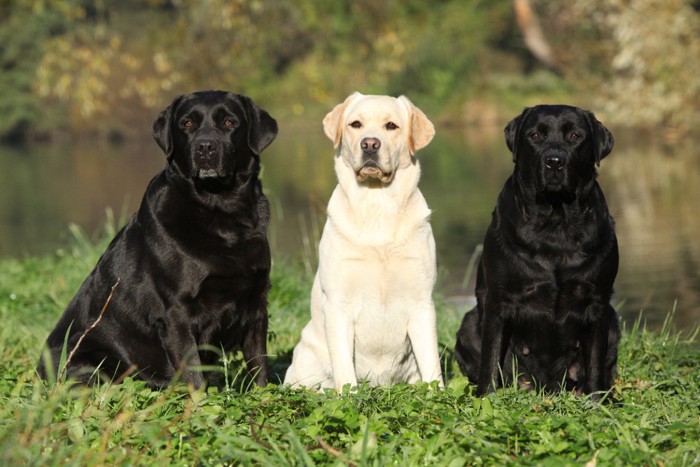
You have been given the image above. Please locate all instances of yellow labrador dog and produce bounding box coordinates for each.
[284,92,444,391]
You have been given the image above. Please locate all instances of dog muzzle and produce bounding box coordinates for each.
[191,137,230,179]
[356,161,393,183]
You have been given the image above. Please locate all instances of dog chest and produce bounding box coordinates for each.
[508,275,602,325]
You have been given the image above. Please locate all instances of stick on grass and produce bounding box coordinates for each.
[57,278,121,384]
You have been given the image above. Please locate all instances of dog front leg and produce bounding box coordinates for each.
[157,320,205,389]
[476,303,511,396]
[323,302,357,393]
[408,302,444,387]
[604,305,621,389]
[241,310,269,386]
[583,306,610,400]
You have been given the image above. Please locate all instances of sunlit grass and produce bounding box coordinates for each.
[0,227,698,465]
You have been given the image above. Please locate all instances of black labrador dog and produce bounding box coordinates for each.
[38,91,278,389]
[454,105,620,399]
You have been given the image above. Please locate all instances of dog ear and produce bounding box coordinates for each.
[153,94,185,159]
[323,92,362,148]
[398,95,435,155]
[504,107,532,163]
[241,96,279,155]
[585,111,614,166]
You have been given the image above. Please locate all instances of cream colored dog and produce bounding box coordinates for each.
[284,92,444,391]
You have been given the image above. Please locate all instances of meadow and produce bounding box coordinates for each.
[0,224,698,466]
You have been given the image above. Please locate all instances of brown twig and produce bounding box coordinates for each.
[248,397,353,463]
[57,278,121,384]
[316,436,349,462]
[249,399,275,450]
[249,399,308,450]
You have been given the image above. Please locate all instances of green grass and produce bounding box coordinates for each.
[1,228,699,466]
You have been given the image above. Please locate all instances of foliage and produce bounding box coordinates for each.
[0,1,69,141]
[3,0,698,139]
[2,0,550,139]
[540,0,700,130]
[34,1,184,135]
[0,231,699,465]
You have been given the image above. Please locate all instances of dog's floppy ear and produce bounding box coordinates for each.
[398,95,435,155]
[585,111,614,166]
[153,94,185,159]
[241,95,278,155]
[504,107,533,163]
[323,92,362,148]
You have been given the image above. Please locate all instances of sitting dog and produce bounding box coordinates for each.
[38,91,278,388]
[284,92,444,391]
[454,105,620,399]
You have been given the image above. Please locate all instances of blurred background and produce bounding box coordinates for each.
[0,0,698,330]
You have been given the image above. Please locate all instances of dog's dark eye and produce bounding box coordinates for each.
[530,132,543,141]
[224,118,237,128]
[349,121,362,129]
[385,122,399,130]
[569,131,582,141]
[181,118,194,129]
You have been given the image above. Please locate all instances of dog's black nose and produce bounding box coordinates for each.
[196,139,218,155]
[544,155,565,171]
[361,137,381,154]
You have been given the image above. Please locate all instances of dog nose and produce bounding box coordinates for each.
[361,137,381,154]
[544,155,565,171]
[196,139,218,155]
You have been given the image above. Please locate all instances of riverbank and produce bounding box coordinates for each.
[0,235,698,465]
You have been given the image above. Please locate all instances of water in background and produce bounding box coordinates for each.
[1,122,698,331]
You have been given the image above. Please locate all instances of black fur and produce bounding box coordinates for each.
[38,91,278,388]
[455,105,620,399]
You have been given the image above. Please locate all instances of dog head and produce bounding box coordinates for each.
[504,105,614,201]
[153,91,278,192]
[323,92,435,185]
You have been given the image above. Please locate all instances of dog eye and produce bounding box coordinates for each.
[530,132,543,141]
[569,131,582,141]
[385,122,399,130]
[181,118,194,129]
[224,118,237,128]
[349,121,362,129]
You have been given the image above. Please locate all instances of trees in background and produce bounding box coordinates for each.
[0,1,68,141]
[1,0,698,141]
[587,0,700,130]
[539,0,700,131]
